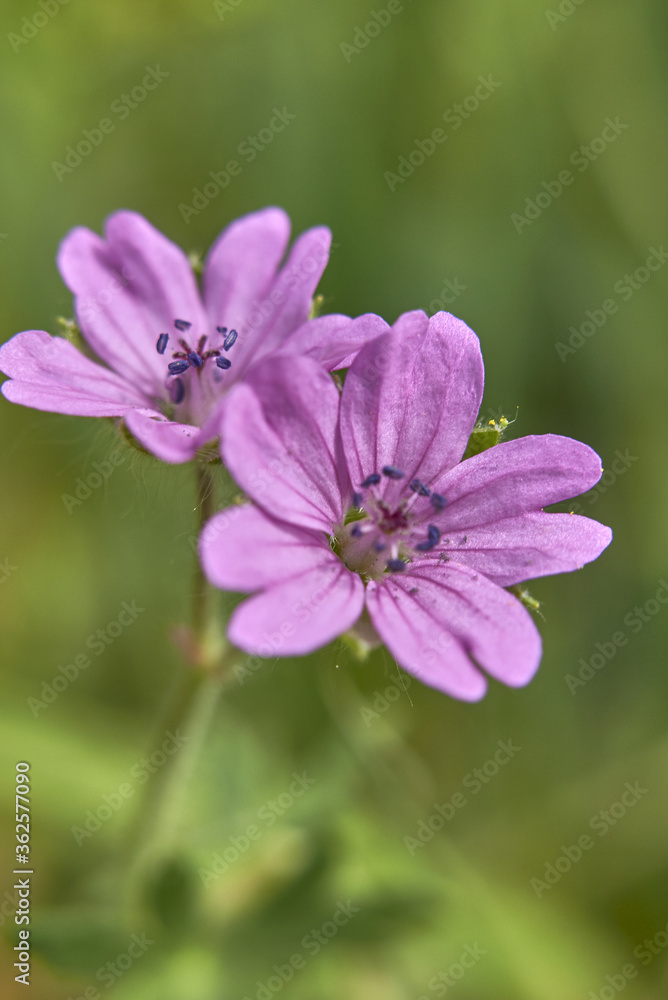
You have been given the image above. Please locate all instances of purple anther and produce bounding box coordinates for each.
[352,492,363,507]
[223,329,238,351]
[187,352,203,368]
[382,465,405,480]
[216,357,232,370]
[351,524,363,538]
[416,524,441,552]
[174,319,192,331]
[409,478,430,497]
[430,492,447,511]
[386,558,406,572]
[156,333,169,355]
[168,360,189,375]
[360,473,381,488]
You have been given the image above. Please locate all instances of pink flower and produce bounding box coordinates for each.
[200,311,612,700]
[0,208,386,463]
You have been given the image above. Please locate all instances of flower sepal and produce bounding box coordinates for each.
[462,413,516,460]
[340,613,383,661]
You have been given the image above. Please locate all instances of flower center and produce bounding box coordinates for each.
[333,466,448,580]
[156,319,238,406]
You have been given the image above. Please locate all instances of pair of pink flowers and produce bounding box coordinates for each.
[0,208,612,700]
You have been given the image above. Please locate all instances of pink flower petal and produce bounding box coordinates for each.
[200,505,331,593]
[340,311,484,500]
[202,206,292,348]
[221,356,346,532]
[366,562,542,698]
[429,435,605,531]
[277,313,391,371]
[57,210,206,398]
[429,511,612,586]
[0,330,147,416]
[228,560,364,657]
[123,408,205,464]
[240,226,332,372]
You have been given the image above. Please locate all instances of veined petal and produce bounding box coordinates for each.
[428,435,605,532]
[340,311,484,501]
[202,207,291,347]
[200,505,332,593]
[123,408,205,464]
[0,330,148,416]
[428,511,612,586]
[221,356,346,532]
[227,561,365,656]
[278,313,391,371]
[237,226,332,373]
[366,563,542,699]
[57,210,206,398]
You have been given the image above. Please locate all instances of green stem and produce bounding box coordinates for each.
[124,461,235,900]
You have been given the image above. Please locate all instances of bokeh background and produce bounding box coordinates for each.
[1,1,667,997]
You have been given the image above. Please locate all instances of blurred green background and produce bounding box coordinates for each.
[1,0,667,997]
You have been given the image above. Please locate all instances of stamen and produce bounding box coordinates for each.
[352,492,363,507]
[168,360,189,375]
[223,329,238,351]
[156,333,169,355]
[187,352,203,368]
[386,558,406,572]
[168,377,185,404]
[360,473,381,488]
[430,492,447,511]
[174,319,191,331]
[382,465,405,480]
[216,357,232,370]
[415,524,441,552]
[196,335,207,354]
[216,326,228,335]
[409,478,430,497]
